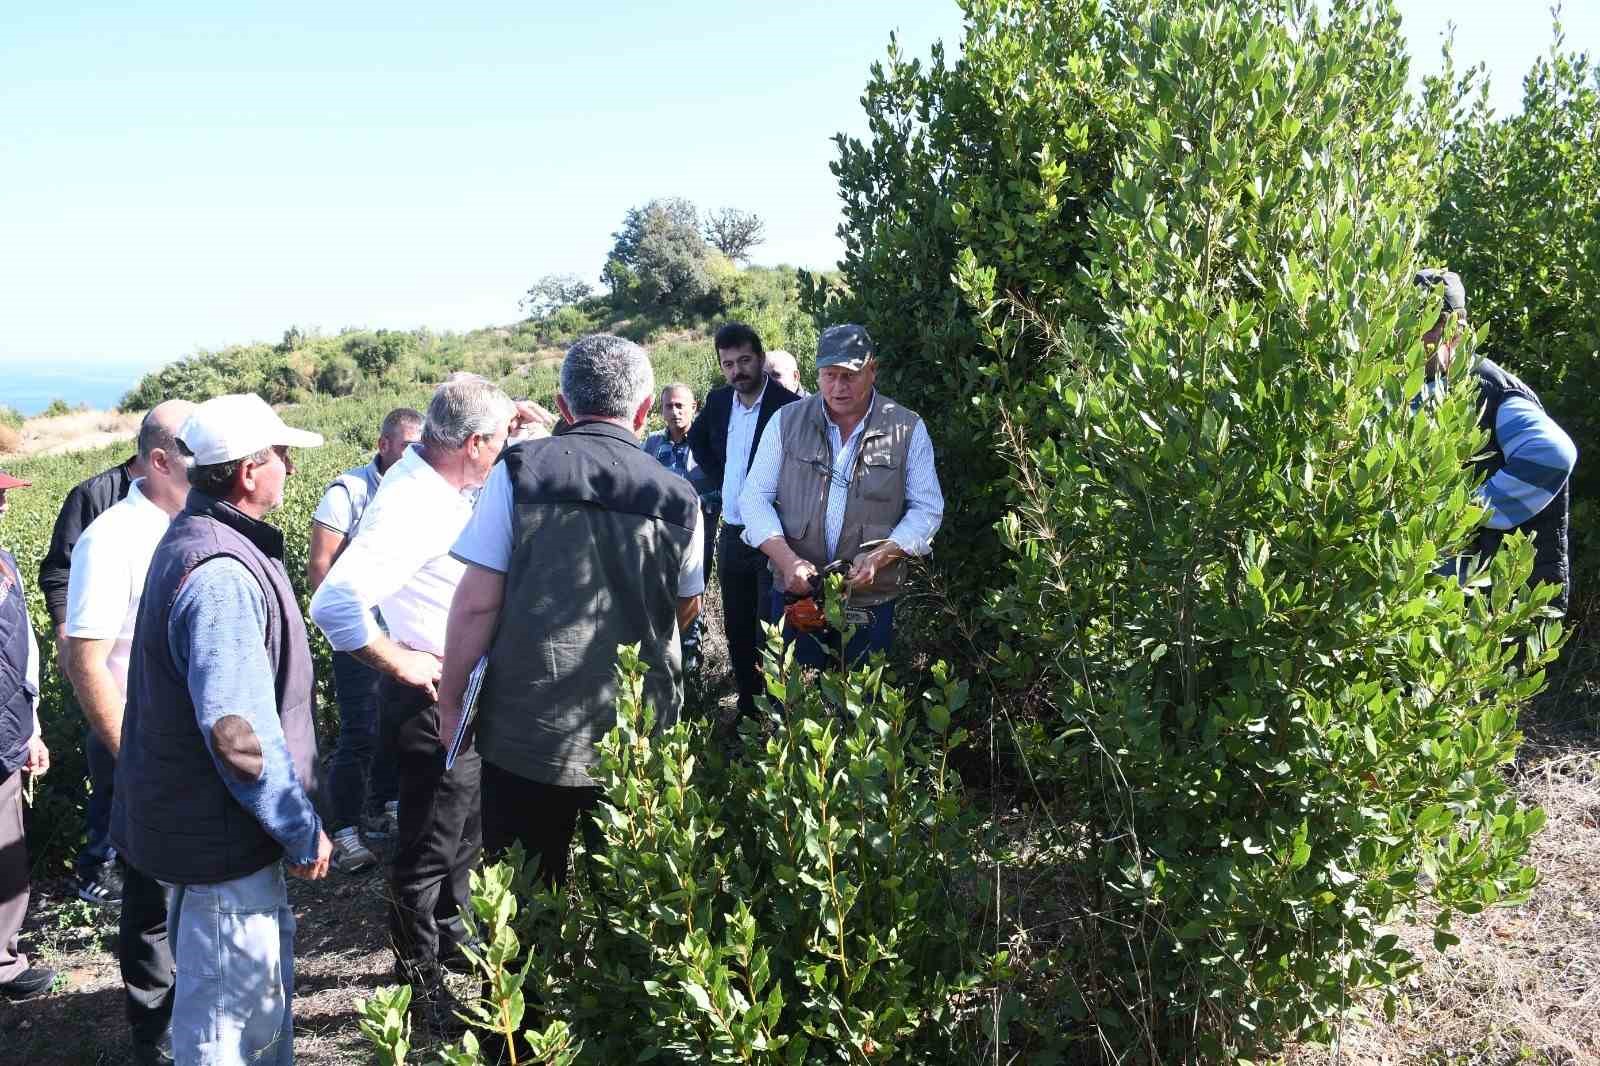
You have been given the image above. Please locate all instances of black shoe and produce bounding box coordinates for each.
[131,1034,175,1066]
[0,965,56,1000]
[76,861,124,906]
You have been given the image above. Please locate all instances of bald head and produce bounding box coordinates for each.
[765,349,801,393]
[138,399,197,464]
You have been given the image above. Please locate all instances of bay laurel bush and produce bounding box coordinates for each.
[964,1,1563,1059]
[1428,18,1600,620]
[361,638,995,1064]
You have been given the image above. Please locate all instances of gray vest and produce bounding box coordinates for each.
[113,492,319,884]
[774,393,921,606]
[478,423,698,787]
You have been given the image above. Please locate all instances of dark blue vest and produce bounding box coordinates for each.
[0,548,38,777]
[112,492,319,884]
[1471,359,1571,613]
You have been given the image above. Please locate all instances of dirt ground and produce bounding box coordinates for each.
[0,409,141,459]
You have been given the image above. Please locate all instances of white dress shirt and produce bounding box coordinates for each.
[64,479,172,696]
[719,379,768,527]
[309,445,475,657]
[740,394,944,559]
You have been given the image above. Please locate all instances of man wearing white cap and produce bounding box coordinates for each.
[113,394,329,1066]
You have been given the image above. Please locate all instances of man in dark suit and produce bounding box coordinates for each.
[687,323,800,719]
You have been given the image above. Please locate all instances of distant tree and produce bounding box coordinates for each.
[605,198,712,313]
[275,326,306,354]
[344,330,416,378]
[703,207,766,261]
[316,354,361,397]
[521,273,595,319]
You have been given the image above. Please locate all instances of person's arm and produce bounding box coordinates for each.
[39,482,96,634]
[436,563,506,749]
[62,523,133,752]
[687,399,723,488]
[676,507,706,631]
[1479,396,1577,531]
[309,486,444,692]
[171,558,328,875]
[63,638,124,754]
[306,483,354,591]
[848,419,945,589]
[740,409,815,594]
[24,621,47,776]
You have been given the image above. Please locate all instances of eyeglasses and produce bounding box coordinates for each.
[803,457,852,490]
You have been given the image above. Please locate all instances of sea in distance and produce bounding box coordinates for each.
[2,360,156,416]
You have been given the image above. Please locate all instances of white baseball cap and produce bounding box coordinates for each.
[178,393,324,465]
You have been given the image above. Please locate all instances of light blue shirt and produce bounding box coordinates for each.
[739,394,944,560]
[171,557,322,865]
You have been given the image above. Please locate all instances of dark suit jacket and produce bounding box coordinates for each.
[686,380,801,500]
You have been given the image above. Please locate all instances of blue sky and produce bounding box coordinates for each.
[2,1,1594,373]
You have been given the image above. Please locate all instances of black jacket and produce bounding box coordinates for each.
[38,457,136,627]
[686,380,800,502]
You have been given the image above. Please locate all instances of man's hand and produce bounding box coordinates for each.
[846,543,903,591]
[510,399,558,441]
[780,556,819,596]
[288,830,333,881]
[24,736,49,777]
[437,696,465,755]
[394,648,443,700]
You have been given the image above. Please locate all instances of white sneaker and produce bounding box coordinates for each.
[330,827,378,874]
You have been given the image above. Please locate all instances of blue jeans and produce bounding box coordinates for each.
[165,863,295,1066]
[784,600,896,669]
[325,650,396,832]
[76,723,118,878]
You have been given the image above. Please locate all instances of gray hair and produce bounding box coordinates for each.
[560,334,654,420]
[660,382,695,403]
[422,377,515,451]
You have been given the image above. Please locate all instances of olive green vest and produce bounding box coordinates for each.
[774,392,921,607]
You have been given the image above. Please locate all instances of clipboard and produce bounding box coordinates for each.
[444,654,489,771]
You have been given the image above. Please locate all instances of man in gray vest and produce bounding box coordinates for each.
[740,324,944,666]
[439,334,704,889]
[114,393,330,1066]
[306,406,422,875]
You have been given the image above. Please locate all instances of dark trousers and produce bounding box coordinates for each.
[118,860,175,1049]
[785,599,896,669]
[718,524,777,718]
[76,721,117,879]
[700,498,720,588]
[381,677,481,978]
[0,771,29,986]
[482,762,602,891]
[326,650,398,832]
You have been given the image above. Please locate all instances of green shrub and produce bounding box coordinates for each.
[607,198,715,317]
[345,330,419,379]
[316,354,361,397]
[364,635,995,1064]
[809,0,1130,608]
[1427,21,1600,621]
[969,2,1559,1059]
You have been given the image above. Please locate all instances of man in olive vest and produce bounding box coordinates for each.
[740,324,944,666]
[114,394,330,1066]
[439,334,704,890]
[1415,269,1576,614]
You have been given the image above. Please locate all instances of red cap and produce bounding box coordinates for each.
[0,469,31,490]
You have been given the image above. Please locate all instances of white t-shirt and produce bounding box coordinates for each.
[452,461,704,597]
[309,444,475,658]
[311,458,383,537]
[64,479,172,696]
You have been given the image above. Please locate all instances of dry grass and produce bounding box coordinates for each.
[4,409,141,460]
[1285,633,1600,1066]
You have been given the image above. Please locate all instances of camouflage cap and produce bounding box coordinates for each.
[815,324,876,372]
